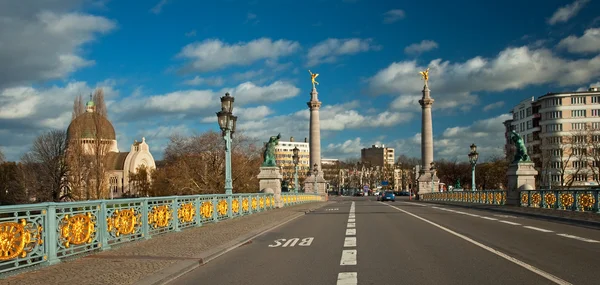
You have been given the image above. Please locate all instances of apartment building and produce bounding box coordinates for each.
[504,87,600,187]
[361,145,395,167]
[274,137,310,189]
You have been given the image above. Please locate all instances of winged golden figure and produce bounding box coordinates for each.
[308,70,319,87]
[419,68,430,82]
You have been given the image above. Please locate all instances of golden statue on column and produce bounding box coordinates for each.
[308,70,319,89]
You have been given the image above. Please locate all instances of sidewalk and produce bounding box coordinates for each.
[417,200,600,229]
[0,202,332,285]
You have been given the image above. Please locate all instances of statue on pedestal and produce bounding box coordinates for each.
[510,130,531,163]
[308,70,319,89]
[262,133,281,167]
[419,67,430,84]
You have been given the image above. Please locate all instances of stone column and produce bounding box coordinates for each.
[417,82,438,195]
[308,88,322,174]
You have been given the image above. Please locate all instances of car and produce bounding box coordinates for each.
[380,191,395,202]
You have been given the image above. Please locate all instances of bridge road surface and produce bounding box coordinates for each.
[170,196,600,285]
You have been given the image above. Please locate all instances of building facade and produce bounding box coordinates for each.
[274,137,310,190]
[504,87,600,188]
[361,145,395,167]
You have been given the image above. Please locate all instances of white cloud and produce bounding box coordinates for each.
[232,69,265,81]
[483,101,505,112]
[177,38,300,72]
[201,105,273,123]
[0,3,116,89]
[368,44,600,111]
[404,40,439,55]
[150,0,170,14]
[306,38,381,67]
[547,0,589,25]
[389,114,512,161]
[382,9,405,24]
[183,76,224,87]
[325,137,364,157]
[557,28,600,54]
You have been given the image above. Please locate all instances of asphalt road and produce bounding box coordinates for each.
[170,196,600,285]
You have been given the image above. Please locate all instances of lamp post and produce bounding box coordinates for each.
[468,143,479,191]
[430,162,437,193]
[216,92,237,217]
[313,163,318,195]
[292,146,300,193]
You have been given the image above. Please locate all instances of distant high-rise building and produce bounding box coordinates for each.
[274,137,310,189]
[361,144,395,167]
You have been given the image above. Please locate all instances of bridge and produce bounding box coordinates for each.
[1,191,599,285]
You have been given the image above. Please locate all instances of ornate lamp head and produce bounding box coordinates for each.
[292,146,299,165]
[468,143,479,164]
[220,92,234,113]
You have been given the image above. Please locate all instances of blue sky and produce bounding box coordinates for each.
[1,0,599,162]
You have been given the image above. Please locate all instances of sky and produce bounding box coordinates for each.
[1,0,600,163]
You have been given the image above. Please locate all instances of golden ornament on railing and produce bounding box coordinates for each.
[577,193,595,210]
[178,203,195,223]
[530,192,541,208]
[201,201,213,219]
[266,197,271,207]
[494,193,502,204]
[232,199,240,213]
[217,200,228,216]
[60,213,95,248]
[559,193,574,209]
[251,198,258,210]
[242,198,249,212]
[107,209,139,237]
[486,193,493,204]
[475,193,480,202]
[520,193,528,205]
[148,205,173,229]
[271,196,275,205]
[259,197,265,209]
[0,219,43,261]
[544,193,557,208]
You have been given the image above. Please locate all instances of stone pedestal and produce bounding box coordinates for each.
[303,173,327,200]
[506,162,538,206]
[258,167,283,208]
[417,171,439,198]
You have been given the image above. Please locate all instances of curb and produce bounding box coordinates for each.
[418,200,600,230]
[134,202,331,285]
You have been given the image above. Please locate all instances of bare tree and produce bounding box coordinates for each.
[563,129,591,188]
[93,88,108,118]
[21,130,69,202]
[0,162,29,205]
[72,95,85,120]
[0,147,5,163]
[130,165,151,197]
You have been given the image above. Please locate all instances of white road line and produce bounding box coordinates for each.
[464,213,481,217]
[348,215,355,219]
[347,223,356,228]
[337,272,357,285]
[346,228,356,235]
[523,226,554,233]
[499,220,521,226]
[556,233,600,243]
[344,237,357,247]
[481,216,498,221]
[340,250,357,265]
[381,202,573,285]
[348,218,355,223]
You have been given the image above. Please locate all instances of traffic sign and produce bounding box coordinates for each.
[381,181,389,186]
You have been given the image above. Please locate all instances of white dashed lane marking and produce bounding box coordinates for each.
[419,202,599,245]
[340,250,357,265]
[337,272,357,285]
[346,228,356,235]
[344,237,357,247]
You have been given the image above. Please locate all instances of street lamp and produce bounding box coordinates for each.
[468,143,479,191]
[216,92,236,217]
[430,162,437,193]
[313,163,318,194]
[292,146,300,193]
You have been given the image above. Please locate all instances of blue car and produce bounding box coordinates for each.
[381,191,395,202]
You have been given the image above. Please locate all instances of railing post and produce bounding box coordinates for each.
[172,198,180,232]
[99,201,111,251]
[46,203,60,265]
[212,195,218,222]
[195,196,202,226]
[227,194,233,218]
[142,198,150,239]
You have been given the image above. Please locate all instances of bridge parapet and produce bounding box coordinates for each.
[0,193,323,276]
[420,190,600,213]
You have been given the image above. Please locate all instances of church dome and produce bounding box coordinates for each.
[67,112,116,141]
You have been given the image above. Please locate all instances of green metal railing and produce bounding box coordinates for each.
[0,193,322,276]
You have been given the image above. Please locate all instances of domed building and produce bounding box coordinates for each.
[66,96,156,199]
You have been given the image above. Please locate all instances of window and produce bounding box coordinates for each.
[573,148,587,156]
[526,107,532,116]
[592,96,600,103]
[592,122,600,130]
[527,121,532,129]
[551,161,563,168]
[592,110,600,117]
[572,161,588,168]
[571,110,586,117]
[572,135,586,143]
[547,98,562,107]
[545,111,562,119]
[546,124,562,132]
[551,175,561,183]
[571,123,586,130]
[512,112,517,120]
[573,174,587,181]
[549,149,563,156]
[571,96,586,104]
[546,136,561,144]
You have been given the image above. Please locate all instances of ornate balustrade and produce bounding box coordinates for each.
[0,193,322,276]
[420,190,600,213]
[518,190,599,212]
[420,191,507,205]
